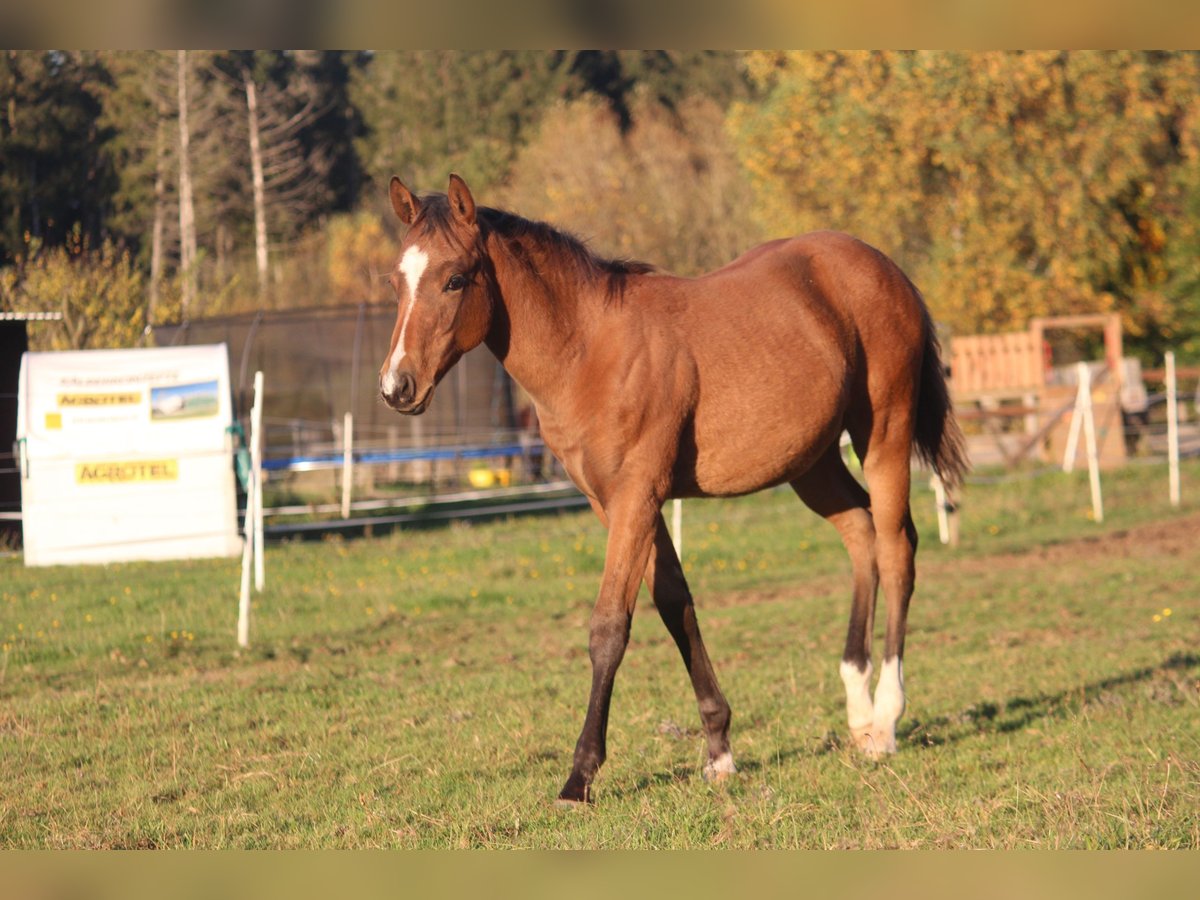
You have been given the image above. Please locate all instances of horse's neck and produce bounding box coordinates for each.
[483,235,592,416]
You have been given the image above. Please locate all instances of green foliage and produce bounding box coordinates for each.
[0,51,115,265]
[568,51,753,129]
[95,50,172,259]
[503,91,762,275]
[1164,145,1200,362]
[216,50,369,234]
[325,210,395,305]
[731,51,1200,358]
[92,51,370,318]
[0,226,146,349]
[351,51,579,196]
[286,51,370,214]
[352,51,751,198]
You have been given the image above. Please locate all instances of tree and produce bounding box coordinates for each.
[570,50,752,130]
[0,227,144,350]
[1164,131,1200,360]
[504,90,762,276]
[97,51,173,322]
[352,51,581,195]
[221,51,366,302]
[324,210,397,305]
[176,50,197,316]
[99,50,235,321]
[0,51,115,266]
[96,51,365,319]
[285,51,367,216]
[352,51,752,199]
[730,51,1200,357]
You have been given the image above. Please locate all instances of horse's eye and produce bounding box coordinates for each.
[445,274,467,292]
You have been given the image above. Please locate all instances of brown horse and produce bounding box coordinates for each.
[378,174,967,804]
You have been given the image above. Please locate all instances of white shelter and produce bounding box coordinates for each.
[16,344,242,566]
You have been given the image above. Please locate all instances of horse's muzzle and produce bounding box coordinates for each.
[381,371,416,410]
[381,375,432,415]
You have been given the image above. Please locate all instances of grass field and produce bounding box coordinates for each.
[1,460,1197,848]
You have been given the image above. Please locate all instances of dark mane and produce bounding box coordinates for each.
[414,193,655,303]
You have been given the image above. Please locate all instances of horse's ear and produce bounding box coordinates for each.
[447,173,476,227]
[389,176,420,225]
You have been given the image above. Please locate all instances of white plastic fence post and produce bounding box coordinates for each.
[252,371,265,592]
[671,498,683,559]
[1063,378,1084,474]
[1077,362,1104,523]
[1166,351,1180,507]
[341,411,354,520]
[932,473,950,545]
[238,371,264,647]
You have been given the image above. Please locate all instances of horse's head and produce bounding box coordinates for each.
[379,174,493,415]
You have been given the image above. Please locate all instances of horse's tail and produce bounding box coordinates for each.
[914,310,968,490]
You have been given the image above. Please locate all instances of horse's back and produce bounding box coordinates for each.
[674,230,926,382]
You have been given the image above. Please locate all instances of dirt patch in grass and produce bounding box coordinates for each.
[931,511,1200,574]
[698,511,1200,612]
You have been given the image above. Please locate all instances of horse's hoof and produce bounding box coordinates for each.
[702,752,737,782]
[553,796,590,811]
[556,775,592,806]
[851,727,897,759]
[850,726,874,753]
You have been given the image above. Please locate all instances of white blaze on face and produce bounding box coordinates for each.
[382,244,429,395]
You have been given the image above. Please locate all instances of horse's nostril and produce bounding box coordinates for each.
[397,372,416,404]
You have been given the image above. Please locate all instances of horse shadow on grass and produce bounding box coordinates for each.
[604,651,1199,798]
[898,650,1198,751]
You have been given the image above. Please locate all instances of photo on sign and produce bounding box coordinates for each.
[150,380,219,421]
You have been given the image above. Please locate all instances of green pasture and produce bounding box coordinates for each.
[1,460,1197,848]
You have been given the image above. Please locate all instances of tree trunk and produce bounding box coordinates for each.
[243,69,269,303]
[177,50,197,318]
[148,111,166,326]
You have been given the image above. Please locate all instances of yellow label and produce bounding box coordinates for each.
[44,412,62,430]
[57,392,141,407]
[75,460,179,484]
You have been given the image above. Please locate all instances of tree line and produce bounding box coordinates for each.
[2,50,1199,361]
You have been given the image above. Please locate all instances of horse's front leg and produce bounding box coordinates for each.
[557,490,659,805]
[644,514,734,780]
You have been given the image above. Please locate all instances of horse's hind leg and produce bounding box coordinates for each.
[645,513,735,779]
[790,448,880,753]
[859,422,919,757]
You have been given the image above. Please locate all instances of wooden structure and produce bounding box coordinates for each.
[949,329,1042,400]
[948,314,1127,469]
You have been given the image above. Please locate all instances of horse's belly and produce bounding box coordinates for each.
[679,398,844,497]
[683,442,824,497]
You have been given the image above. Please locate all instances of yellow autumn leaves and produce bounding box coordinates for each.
[730,51,1200,342]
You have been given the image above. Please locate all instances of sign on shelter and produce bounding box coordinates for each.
[16,345,242,566]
